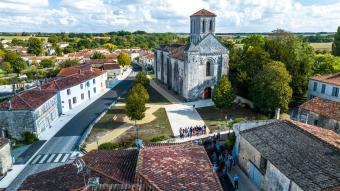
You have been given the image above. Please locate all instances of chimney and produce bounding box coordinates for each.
[275,108,280,120]
[90,67,93,72]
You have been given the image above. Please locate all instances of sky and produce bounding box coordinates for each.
[0,0,339,33]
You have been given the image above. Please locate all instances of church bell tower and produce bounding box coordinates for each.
[190,9,216,44]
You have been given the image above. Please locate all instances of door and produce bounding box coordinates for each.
[68,99,72,110]
[204,87,212,99]
[88,90,91,99]
[248,162,263,188]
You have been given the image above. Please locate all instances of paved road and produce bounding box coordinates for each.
[7,64,141,190]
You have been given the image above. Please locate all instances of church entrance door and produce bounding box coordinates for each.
[204,87,212,99]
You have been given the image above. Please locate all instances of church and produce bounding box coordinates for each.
[155,9,229,101]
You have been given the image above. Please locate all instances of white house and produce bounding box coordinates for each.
[0,138,13,176]
[43,67,107,113]
[307,73,340,102]
[58,42,69,48]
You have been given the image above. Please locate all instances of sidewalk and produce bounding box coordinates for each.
[227,165,260,191]
[0,68,133,188]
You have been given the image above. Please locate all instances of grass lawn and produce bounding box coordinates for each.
[118,85,170,104]
[0,36,48,41]
[112,108,173,147]
[86,106,126,143]
[197,104,267,132]
[310,42,332,52]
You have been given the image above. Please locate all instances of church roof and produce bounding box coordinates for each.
[169,45,188,61]
[191,9,216,17]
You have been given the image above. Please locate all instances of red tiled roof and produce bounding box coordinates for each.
[103,63,120,70]
[169,45,187,61]
[19,149,139,191]
[57,67,81,77]
[44,69,104,91]
[191,9,216,17]
[0,88,56,111]
[84,58,115,65]
[310,73,340,86]
[289,120,340,149]
[299,97,340,121]
[136,143,223,191]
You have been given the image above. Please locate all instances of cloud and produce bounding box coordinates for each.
[0,0,339,33]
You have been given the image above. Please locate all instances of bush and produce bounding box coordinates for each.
[22,131,38,145]
[224,133,236,151]
[233,117,245,123]
[150,136,167,142]
[255,115,268,120]
[98,142,120,150]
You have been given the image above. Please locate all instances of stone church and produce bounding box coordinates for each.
[155,9,229,101]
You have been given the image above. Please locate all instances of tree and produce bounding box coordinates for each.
[12,57,27,73]
[332,26,340,56]
[313,54,340,74]
[135,72,149,88]
[103,43,116,52]
[1,62,12,74]
[0,49,5,57]
[40,58,55,68]
[241,35,266,51]
[131,83,149,103]
[27,37,44,56]
[212,75,235,109]
[4,51,20,63]
[117,52,131,67]
[91,52,106,59]
[125,87,146,139]
[265,34,314,104]
[59,59,79,68]
[250,61,292,114]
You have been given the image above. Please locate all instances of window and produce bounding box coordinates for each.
[67,89,71,95]
[206,61,211,76]
[321,84,326,94]
[93,79,96,84]
[332,87,339,97]
[72,97,77,104]
[314,119,318,126]
[209,20,213,32]
[202,20,206,33]
[80,84,83,89]
[260,157,267,173]
[81,93,84,100]
[93,87,97,94]
[313,82,317,91]
[86,81,90,87]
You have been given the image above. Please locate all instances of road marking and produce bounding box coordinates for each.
[61,153,70,163]
[54,153,63,163]
[38,154,49,164]
[46,154,56,163]
[30,155,42,164]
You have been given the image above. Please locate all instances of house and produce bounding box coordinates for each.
[0,88,59,139]
[43,67,107,113]
[94,48,110,54]
[58,42,69,48]
[297,73,339,132]
[103,63,121,79]
[307,73,339,102]
[236,120,340,191]
[298,97,339,133]
[155,9,229,101]
[0,138,13,176]
[19,143,223,191]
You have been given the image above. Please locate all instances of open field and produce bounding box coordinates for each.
[310,42,332,52]
[0,36,48,41]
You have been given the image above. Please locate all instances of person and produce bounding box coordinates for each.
[233,175,240,189]
[193,104,195,111]
[179,127,182,138]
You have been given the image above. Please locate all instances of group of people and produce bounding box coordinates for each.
[179,125,207,138]
[204,137,240,190]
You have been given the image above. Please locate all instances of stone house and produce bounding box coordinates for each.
[298,97,339,133]
[155,9,229,101]
[236,120,340,191]
[0,138,13,176]
[0,88,59,139]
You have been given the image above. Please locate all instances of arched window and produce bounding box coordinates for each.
[202,20,206,33]
[206,61,211,76]
[209,20,213,32]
